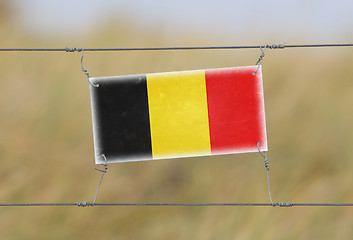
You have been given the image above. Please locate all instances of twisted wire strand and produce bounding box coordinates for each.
[80,49,99,87]
[252,46,267,75]
[92,154,108,206]
[257,142,274,205]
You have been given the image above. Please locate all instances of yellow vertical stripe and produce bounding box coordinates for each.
[147,70,211,159]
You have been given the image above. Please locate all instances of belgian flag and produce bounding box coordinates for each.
[90,66,267,164]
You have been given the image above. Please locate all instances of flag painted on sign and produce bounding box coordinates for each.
[90,66,267,164]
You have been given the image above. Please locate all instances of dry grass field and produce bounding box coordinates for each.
[1,10,353,239]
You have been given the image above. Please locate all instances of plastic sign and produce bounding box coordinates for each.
[90,66,267,164]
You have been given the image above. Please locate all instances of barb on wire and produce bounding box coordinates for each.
[80,49,99,88]
[257,142,274,206]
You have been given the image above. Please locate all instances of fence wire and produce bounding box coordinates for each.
[0,43,353,52]
[1,202,353,207]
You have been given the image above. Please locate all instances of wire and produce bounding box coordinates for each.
[92,155,108,205]
[93,203,353,207]
[0,43,353,52]
[1,202,353,207]
[0,203,77,206]
[256,142,273,205]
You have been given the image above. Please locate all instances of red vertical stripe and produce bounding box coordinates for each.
[205,66,267,154]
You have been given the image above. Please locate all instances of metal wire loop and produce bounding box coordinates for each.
[257,142,274,205]
[252,43,285,75]
[257,142,269,169]
[94,154,108,173]
[92,154,108,206]
[252,46,267,75]
[80,49,99,88]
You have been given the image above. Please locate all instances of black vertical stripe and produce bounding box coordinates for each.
[90,75,152,162]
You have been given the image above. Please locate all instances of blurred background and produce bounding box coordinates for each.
[1,0,353,239]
